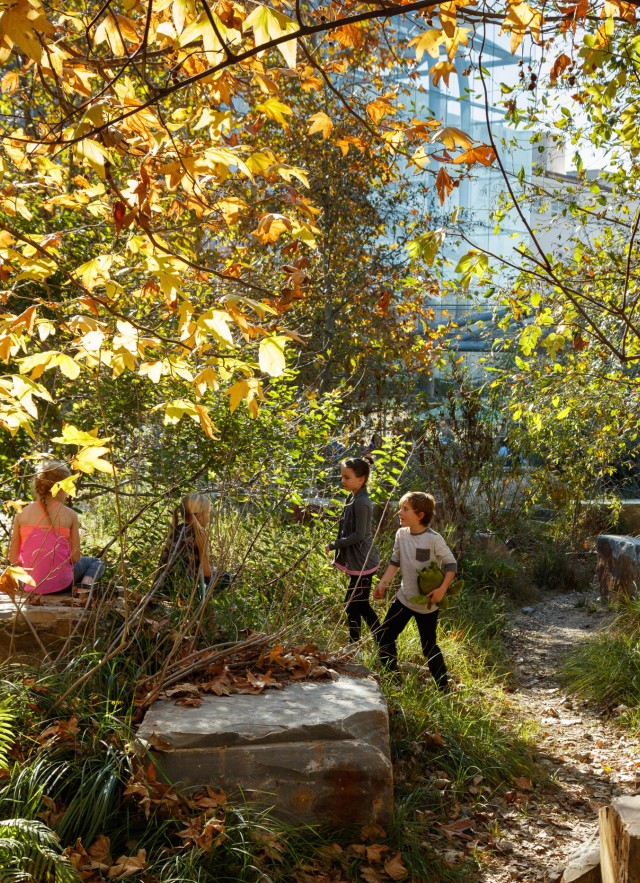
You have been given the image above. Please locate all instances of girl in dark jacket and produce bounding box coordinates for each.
[325,456,381,645]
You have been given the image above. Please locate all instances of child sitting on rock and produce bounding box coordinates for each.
[153,493,231,601]
[8,461,105,594]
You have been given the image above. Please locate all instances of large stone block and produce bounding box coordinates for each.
[600,795,640,882]
[137,675,393,827]
[0,594,91,663]
[596,535,640,598]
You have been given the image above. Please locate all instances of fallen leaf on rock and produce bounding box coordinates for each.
[251,827,285,861]
[424,730,445,747]
[318,843,344,860]
[39,717,80,743]
[440,818,476,841]
[176,696,202,707]
[194,788,227,810]
[163,683,201,698]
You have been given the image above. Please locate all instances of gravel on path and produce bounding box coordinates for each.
[481,591,640,882]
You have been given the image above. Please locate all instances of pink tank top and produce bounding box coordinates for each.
[18,503,73,594]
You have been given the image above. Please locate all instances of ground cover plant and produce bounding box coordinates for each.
[560,596,640,733]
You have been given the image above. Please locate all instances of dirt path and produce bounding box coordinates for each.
[481,590,640,882]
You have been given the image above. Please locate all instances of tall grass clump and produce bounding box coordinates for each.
[561,597,640,714]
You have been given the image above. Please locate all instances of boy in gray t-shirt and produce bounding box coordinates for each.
[374,492,457,689]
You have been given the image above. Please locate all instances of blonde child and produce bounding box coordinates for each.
[8,461,105,594]
[154,493,231,599]
[374,492,456,690]
[325,456,381,644]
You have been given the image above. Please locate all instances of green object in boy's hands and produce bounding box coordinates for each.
[416,561,444,595]
[412,561,465,611]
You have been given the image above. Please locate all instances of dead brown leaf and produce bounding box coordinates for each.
[384,851,409,880]
[360,824,387,841]
[88,834,112,869]
[107,848,146,877]
[513,776,533,791]
[366,843,390,862]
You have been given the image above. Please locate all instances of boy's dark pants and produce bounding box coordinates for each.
[344,574,381,643]
[378,598,448,689]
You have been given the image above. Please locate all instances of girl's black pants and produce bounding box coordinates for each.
[344,574,381,644]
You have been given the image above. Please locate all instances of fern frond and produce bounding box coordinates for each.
[0,701,15,770]
[0,818,81,883]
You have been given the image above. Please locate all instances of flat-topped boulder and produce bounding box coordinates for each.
[596,535,640,598]
[0,592,91,663]
[138,674,393,827]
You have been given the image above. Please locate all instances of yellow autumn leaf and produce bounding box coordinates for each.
[73,446,115,475]
[50,474,80,498]
[430,61,457,88]
[198,310,234,345]
[501,1,542,53]
[252,214,292,244]
[307,112,333,139]
[433,126,474,149]
[5,565,36,587]
[195,404,217,438]
[408,29,445,60]
[73,139,112,179]
[367,98,394,124]
[172,0,195,34]
[256,98,293,127]
[53,425,111,447]
[258,336,288,377]
[0,0,54,64]
[54,354,81,380]
[215,197,249,225]
[139,361,164,384]
[225,378,262,417]
[74,255,114,291]
[226,380,248,414]
[18,352,54,379]
[245,5,297,68]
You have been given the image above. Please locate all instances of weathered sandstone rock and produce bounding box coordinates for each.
[596,535,640,598]
[138,674,393,827]
[0,593,90,663]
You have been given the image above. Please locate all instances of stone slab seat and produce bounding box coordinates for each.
[137,674,393,827]
[0,593,92,663]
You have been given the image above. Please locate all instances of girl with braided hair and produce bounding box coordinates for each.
[8,461,105,594]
